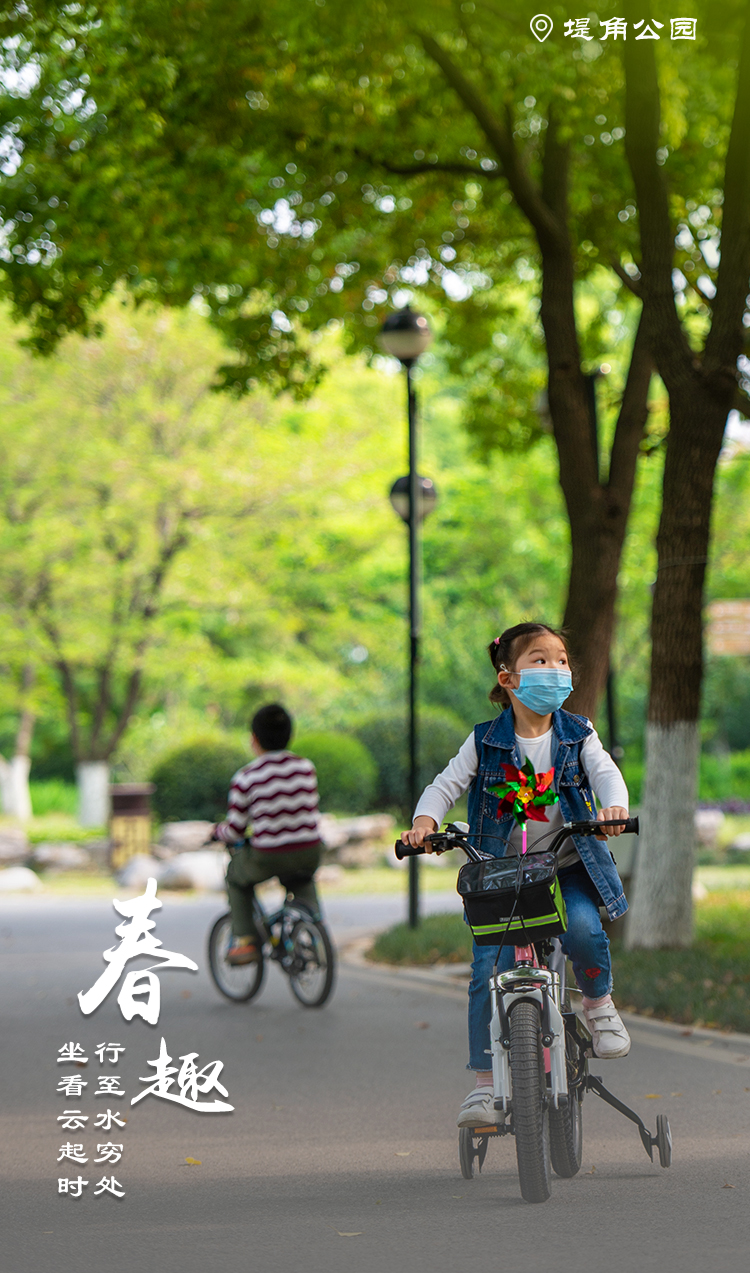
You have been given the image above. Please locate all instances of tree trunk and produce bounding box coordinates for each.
[622,4,750,948]
[0,755,13,815]
[626,391,729,947]
[0,753,33,821]
[562,503,627,721]
[9,754,33,822]
[77,761,110,827]
[0,667,35,821]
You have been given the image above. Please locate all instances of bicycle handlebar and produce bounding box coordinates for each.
[394,816,639,860]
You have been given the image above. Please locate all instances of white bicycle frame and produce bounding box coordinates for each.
[489,941,568,1114]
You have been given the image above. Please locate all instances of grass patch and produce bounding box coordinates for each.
[320,866,463,895]
[369,890,750,1034]
[612,890,750,1033]
[25,816,107,844]
[368,911,471,965]
[30,780,77,817]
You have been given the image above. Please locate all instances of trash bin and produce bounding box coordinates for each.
[109,783,156,871]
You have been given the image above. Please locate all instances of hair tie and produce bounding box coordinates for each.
[493,636,501,645]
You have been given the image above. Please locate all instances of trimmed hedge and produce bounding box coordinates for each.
[150,739,248,822]
[356,707,468,818]
[295,731,376,813]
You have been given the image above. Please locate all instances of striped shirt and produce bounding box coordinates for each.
[215,751,320,852]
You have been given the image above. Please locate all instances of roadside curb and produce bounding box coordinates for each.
[341,938,750,1062]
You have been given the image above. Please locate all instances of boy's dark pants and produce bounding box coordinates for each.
[225,843,322,939]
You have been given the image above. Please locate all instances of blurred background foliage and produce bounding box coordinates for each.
[0,293,749,815]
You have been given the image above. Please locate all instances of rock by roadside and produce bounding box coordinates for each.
[156,821,215,856]
[0,865,41,891]
[0,827,29,865]
[116,848,228,891]
[30,842,92,872]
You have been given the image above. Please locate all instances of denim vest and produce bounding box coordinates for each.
[466,708,628,921]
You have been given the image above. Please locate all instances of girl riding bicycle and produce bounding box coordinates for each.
[400,622,631,1130]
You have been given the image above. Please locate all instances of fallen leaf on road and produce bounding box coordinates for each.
[722,1183,735,1189]
[713,1090,722,1095]
[255,1034,264,1042]
[670,1092,682,1097]
[395,1152,411,1157]
[680,1029,693,1037]
[584,1166,596,1175]
[184,1158,201,1166]
[645,1094,661,1099]
[416,1022,430,1029]
[334,1231,363,1237]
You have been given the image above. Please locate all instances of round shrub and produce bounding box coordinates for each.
[356,708,468,817]
[150,739,249,823]
[294,731,376,813]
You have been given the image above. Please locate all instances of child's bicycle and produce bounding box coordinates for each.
[207,879,335,1009]
[396,817,672,1204]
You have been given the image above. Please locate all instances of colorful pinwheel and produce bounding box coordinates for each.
[488,758,559,853]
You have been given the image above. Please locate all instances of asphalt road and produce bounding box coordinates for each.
[2,888,749,1273]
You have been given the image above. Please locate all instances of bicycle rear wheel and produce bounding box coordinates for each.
[549,1092,583,1177]
[287,914,335,1007]
[549,1028,583,1177]
[509,999,552,1203]
[208,912,265,1003]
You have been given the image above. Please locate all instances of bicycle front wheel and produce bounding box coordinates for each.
[287,915,335,1007]
[509,999,552,1203]
[208,912,265,1003]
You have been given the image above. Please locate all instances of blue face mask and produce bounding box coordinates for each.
[511,668,572,715]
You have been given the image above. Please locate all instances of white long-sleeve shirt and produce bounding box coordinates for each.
[414,724,628,868]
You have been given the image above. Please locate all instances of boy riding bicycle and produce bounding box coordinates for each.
[213,703,323,966]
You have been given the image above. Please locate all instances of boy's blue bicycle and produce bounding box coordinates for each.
[208,895,335,1008]
[397,817,672,1204]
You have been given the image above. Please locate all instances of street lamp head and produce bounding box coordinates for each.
[378,306,432,364]
[389,475,438,524]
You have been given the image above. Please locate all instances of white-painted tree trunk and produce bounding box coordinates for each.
[625,720,699,949]
[10,754,32,822]
[0,755,13,816]
[0,753,33,820]
[77,761,110,828]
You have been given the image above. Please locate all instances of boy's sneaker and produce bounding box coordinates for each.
[584,1000,631,1058]
[456,1086,500,1128]
[227,940,260,966]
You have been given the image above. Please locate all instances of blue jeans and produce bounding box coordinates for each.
[467,864,612,1070]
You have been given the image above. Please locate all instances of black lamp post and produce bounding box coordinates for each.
[380,307,436,928]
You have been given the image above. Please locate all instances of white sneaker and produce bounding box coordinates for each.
[456,1086,499,1128]
[584,1000,631,1059]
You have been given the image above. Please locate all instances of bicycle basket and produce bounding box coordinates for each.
[456,851,567,947]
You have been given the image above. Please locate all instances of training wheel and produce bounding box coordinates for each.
[655,1114,672,1168]
[458,1128,490,1178]
[458,1127,478,1178]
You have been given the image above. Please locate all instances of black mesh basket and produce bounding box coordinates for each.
[457,851,567,947]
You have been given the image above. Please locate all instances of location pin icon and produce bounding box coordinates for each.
[530,13,554,42]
